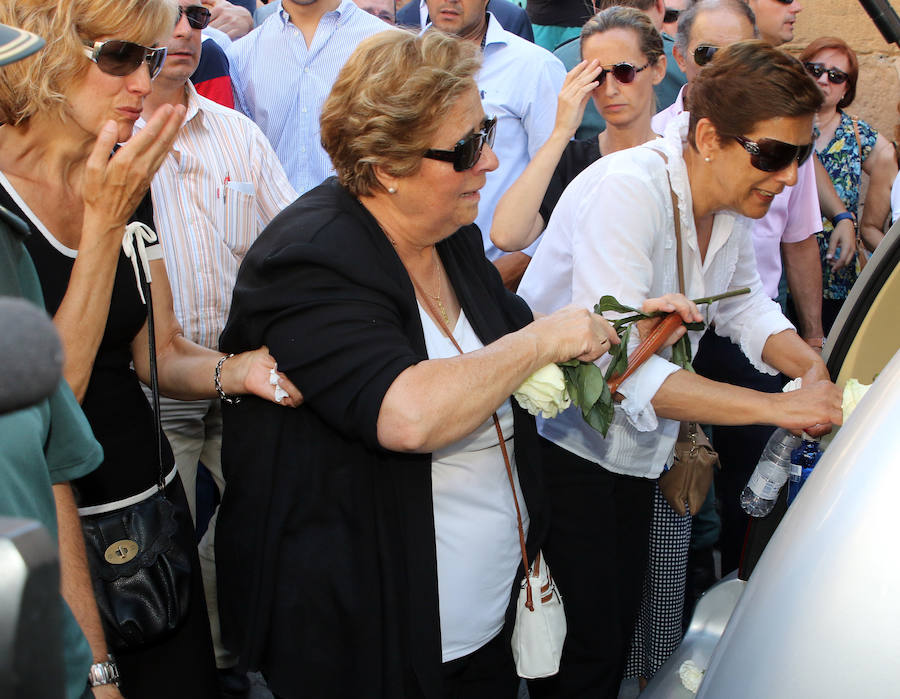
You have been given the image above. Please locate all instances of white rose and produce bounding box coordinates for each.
[842,378,872,422]
[514,363,571,419]
[678,659,704,694]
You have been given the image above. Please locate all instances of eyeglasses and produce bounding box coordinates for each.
[423,116,497,171]
[733,135,814,172]
[804,61,849,85]
[663,7,680,23]
[82,40,167,80]
[596,61,649,86]
[692,45,719,67]
[176,5,212,30]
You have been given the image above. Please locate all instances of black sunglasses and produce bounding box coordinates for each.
[693,45,719,67]
[82,39,167,80]
[177,4,212,30]
[804,61,849,85]
[596,61,649,86]
[733,135,814,172]
[663,7,680,23]
[423,116,497,171]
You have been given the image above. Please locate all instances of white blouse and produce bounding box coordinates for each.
[419,304,528,662]
[518,112,793,479]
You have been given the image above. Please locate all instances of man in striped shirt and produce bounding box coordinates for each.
[138,1,296,689]
[227,0,391,194]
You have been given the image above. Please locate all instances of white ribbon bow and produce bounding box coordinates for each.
[121,221,160,304]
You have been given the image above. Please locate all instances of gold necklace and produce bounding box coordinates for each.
[427,247,450,326]
[382,228,450,326]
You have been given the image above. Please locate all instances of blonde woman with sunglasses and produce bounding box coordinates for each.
[0,1,300,695]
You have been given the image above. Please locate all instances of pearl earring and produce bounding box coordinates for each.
[704,156,712,163]
[388,187,396,194]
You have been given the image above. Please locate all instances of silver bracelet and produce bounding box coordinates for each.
[215,353,241,404]
[88,654,120,687]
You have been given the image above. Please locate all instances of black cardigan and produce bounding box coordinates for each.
[217,179,547,698]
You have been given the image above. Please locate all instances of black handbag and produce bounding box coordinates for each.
[79,224,192,651]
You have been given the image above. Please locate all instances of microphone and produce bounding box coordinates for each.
[857,0,900,46]
[0,296,64,415]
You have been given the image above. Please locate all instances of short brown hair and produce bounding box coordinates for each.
[581,6,664,65]
[686,40,823,147]
[799,37,858,109]
[0,0,174,125]
[320,30,482,197]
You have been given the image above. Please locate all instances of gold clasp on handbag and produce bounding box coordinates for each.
[104,539,139,564]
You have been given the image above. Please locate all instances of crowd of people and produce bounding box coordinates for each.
[0,0,892,697]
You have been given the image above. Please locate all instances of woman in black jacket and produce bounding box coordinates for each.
[216,30,625,699]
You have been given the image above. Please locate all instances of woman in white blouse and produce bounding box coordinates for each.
[518,41,843,699]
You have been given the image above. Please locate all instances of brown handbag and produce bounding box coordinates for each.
[656,153,721,516]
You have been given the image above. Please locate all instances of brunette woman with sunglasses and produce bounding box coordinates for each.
[491,7,665,254]
[0,1,301,696]
[214,30,624,699]
[799,37,898,334]
[518,41,843,698]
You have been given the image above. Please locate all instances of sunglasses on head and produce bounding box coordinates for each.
[663,7,680,23]
[733,135,814,172]
[177,4,212,30]
[595,61,649,86]
[423,116,497,171]
[804,61,849,85]
[693,44,719,67]
[82,39,167,79]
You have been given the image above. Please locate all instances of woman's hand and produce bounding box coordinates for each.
[825,218,856,270]
[775,378,843,433]
[81,103,185,247]
[552,60,602,141]
[636,294,703,349]
[220,346,304,407]
[531,304,620,363]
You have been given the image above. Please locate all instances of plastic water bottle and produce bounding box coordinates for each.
[740,429,802,517]
[786,435,823,506]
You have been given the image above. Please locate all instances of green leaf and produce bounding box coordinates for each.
[561,363,582,407]
[582,381,614,437]
[594,295,643,316]
[574,362,606,410]
[557,359,580,367]
[671,334,695,373]
[604,324,631,382]
[684,321,706,332]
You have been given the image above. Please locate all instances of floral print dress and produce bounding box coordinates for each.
[816,110,877,300]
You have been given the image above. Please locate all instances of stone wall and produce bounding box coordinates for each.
[786,0,900,142]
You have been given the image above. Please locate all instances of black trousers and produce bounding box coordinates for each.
[528,439,655,699]
[691,331,784,574]
[441,628,519,699]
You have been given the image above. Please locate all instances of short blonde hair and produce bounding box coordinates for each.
[0,0,175,125]
[320,30,482,197]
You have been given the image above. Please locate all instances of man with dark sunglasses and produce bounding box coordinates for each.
[138,4,296,696]
[424,0,565,289]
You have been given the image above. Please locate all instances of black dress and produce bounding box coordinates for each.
[538,138,602,225]
[217,178,548,699]
[0,182,219,699]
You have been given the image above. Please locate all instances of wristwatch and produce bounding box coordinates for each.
[87,655,120,688]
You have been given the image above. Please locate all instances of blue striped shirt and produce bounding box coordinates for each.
[227,0,391,194]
